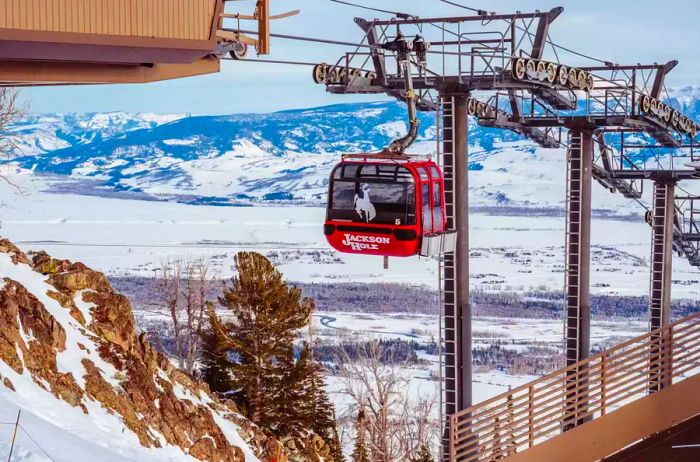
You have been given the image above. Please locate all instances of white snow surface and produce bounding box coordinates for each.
[1,168,699,297]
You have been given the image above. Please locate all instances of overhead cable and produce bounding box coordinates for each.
[327,0,416,19]
[437,0,610,65]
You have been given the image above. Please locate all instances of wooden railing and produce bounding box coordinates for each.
[449,311,700,461]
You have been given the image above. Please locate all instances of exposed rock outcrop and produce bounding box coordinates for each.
[0,239,261,462]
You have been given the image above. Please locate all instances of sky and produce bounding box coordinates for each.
[19,0,700,115]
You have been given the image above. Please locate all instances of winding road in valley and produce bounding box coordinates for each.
[316,314,421,339]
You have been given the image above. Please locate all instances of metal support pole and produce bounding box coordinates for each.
[441,94,471,459]
[564,129,593,429]
[454,96,471,413]
[650,180,675,392]
[355,18,388,86]
[565,129,593,365]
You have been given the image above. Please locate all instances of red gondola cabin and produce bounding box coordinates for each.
[324,157,454,257]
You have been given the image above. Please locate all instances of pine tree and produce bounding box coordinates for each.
[206,252,313,435]
[351,409,370,462]
[276,343,310,437]
[328,409,346,462]
[290,342,314,422]
[292,342,345,461]
[199,324,234,395]
[410,445,435,462]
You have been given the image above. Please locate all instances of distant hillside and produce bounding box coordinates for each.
[3,87,699,209]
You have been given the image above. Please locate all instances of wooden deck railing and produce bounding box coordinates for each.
[449,311,700,461]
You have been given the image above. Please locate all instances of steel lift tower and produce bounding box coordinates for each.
[315,9,579,432]
[313,6,583,453]
[313,5,700,459]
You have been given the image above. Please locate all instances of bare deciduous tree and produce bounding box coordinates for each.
[156,257,212,375]
[336,340,440,462]
[0,88,27,209]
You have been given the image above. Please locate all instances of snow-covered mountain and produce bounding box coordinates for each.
[4,87,700,209]
[9,112,188,157]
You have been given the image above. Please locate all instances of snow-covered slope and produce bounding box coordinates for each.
[0,240,261,462]
[5,88,699,210]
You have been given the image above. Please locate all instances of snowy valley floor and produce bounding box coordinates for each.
[2,174,699,297]
[2,179,700,445]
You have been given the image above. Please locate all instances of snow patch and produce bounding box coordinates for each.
[210,412,260,462]
[74,290,97,325]
[163,138,198,146]
[0,254,119,389]
[373,121,406,138]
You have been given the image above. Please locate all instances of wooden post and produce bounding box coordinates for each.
[449,415,456,461]
[7,410,21,462]
[528,385,535,448]
[665,328,674,387]
[256,0,270,54]
[601,355,607,416]
[506,390,515,456]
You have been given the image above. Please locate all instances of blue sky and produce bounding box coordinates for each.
[20,0,700,114]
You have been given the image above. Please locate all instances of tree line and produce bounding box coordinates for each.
[114,276,699,320]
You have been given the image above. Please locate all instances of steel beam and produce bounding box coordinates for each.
[607,170,697,181]
[441,95,471,459]
[368,10,554,26]
[649,180,675,392]
[565,130,593,366]
[355,18,388,87]
[530,7,563,59]
[454,96,471,413]
[564,130,593,429]
[651,60,679,99]
[579,62,677,72]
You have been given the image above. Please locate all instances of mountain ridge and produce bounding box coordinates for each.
[4,88,700,209]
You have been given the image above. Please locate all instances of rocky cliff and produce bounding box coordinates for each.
[0,239,271,462]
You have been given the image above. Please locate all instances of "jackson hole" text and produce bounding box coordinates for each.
[341,233,390,251]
